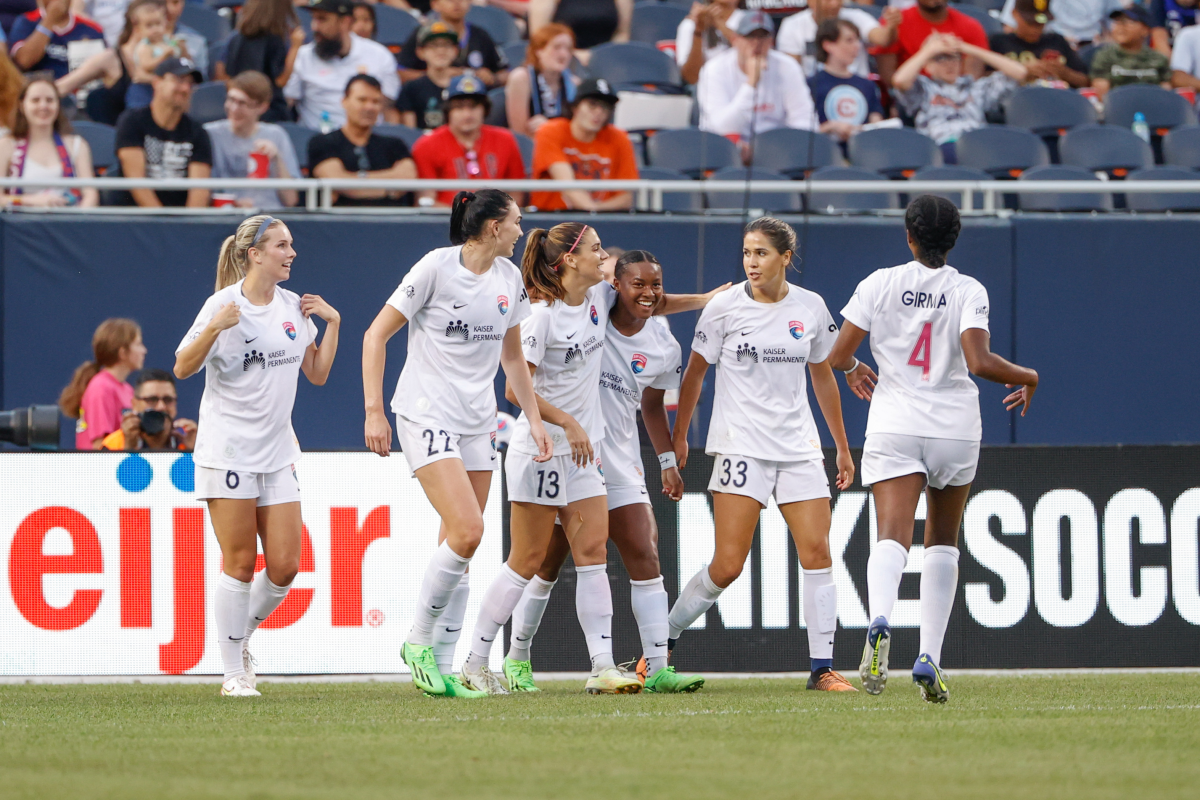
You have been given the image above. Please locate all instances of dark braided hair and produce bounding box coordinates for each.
[614,249,660,279]
[904,195,961,269]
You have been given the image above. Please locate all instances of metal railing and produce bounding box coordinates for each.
[1,177,1197,215]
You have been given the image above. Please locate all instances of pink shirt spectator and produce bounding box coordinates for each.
[76,369,134,449]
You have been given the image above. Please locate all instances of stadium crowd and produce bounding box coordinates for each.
[0,0,1196,209]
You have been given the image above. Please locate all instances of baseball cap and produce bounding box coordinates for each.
[307,0,352,15]
[154,56,203,83]
[1110,5,1153,26]
[443,73,488,102]
[1014,0,1054,24]
[574,77,619,105]
[736,10,775,37]
[418,21,459,46]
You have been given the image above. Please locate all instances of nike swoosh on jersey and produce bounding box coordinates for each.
[600,634,612,639]
[244,337,257,343]
[566,332,577,339]
[739,330,754,336]
[453,302,468,309]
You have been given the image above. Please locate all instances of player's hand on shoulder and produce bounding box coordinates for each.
[703,282,733,303]
[301,294,341,325]
[662,466,684,501]
[210,301,241,332]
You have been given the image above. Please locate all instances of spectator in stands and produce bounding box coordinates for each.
[893,33,1028,162]
[1151,0,1198,56]
[54,0,153,125]
[1170,15,1200,88]
[990,0,1090,88]
[125,0,188,110]
[205,71,300,209]
[1090,7,1172,98]
[351,2,375,40]
[59,317,145,450]
[309,74,416,206]
[810,18,884,144]
[101,368,196,452]
[215,0,303,122]
[285,0,399,131]
[79,0,131,46]
[9,0,106,78]
[397,0,507,86]
[697,11,815,154]
[397,21,458,130]
[0,47,22,137]
[412,73,525,207]
[115,55,212,206]
[879,0,989,84]
[0,77,99,206]
[998,0,1124,49]
[529,76,637,211]
[778,0,901,78]
[529,0,630,55]
[163,0,206,75]
[676,0,743,86]
[504,21,580,136]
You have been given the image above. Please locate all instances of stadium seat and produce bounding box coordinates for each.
[1162,124,1200,169]
[1017,164,1112,211]
[630,3,689,48]
[179,4,230,44]
[279,122,318,172]
[960,0,1006,10]
[1104,84,1196,133]
[513,132,534,176]
[705,166,800,212]
[645,128,739,176]
[1004,86,1097,138]
[466,4,522,46]
[848,127,941,178]
[374,4,421,49]
[188,81,227,124]
[638,165,703,212]
[911,165,994,209]
[503,41,527,70]
[1058,123,1153,177]
[1077,42,1101,70]
[72,121,117,174]
[953,5,1003,37]
[750,127,840,178]
[587,43,682,91]
[806,165,896,213]
[374,124,425,150]
[1124,166,1200,211]
[485,86,507,127]
[954,125,1050,177]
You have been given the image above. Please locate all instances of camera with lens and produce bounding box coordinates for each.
[138,409,169,437]
[0,405,61,449]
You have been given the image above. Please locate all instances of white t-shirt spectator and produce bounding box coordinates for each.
[777,9,882,77]
[83,0,128,46]
[999,0,1125,43]
[675,9,745,66]
[284,33,400,130]
[1170,25,1200,77]
[698,48,816,138]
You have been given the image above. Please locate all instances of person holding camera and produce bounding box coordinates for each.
[100,368,197,451]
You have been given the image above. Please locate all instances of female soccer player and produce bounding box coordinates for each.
[502,251,708,695]
[667,217,859,692]
[827,195,1037,704]
[362,189,552,699]
[175,215,340,697]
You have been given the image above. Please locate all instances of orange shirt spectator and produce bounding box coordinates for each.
[530,77,638,212]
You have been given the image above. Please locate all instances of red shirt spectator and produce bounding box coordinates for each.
[884,1,989,70]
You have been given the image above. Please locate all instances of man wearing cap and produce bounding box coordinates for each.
[878,0,989,84]
[990,0,1090,88]
[1090,6,1172,98]
[9,0,105,79]
[529,77,638,212]
[397,22,460,130]
[411,74,526,207]
[284,0,400,131]
[397,0,507,87]
[697,10,815,151]
[998,0,1124,49]
[115,56,213,207]
[778,0,901,78]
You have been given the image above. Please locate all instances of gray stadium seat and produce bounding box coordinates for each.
[278,122,317,171]
[72,121,116,173]
[1059,123,1153,177]
[1004,86,1097,138]
[630,3,689,47]
[587,42,682,91]
[1124,166,1200,211]
[1104,84,1196,133]
[911,165,994,209]
[374,124,425,150]
[466,4,522,46]
[751,127,841,177]
[180,4,229,44]
[1163,125,1200,170]
[954,4,1003,37]
[645,128,738,177]
[955,125,1051,177]
[638,166,703,212]
[848,127,941,179]
[807,165,896,213]
[188,81,227,125]
[374,4,421,49]
[485,86,507,127]
[1017,164,1112,211]
[504,41,527,70]
[705,166,800,212]
[513,132,534,177]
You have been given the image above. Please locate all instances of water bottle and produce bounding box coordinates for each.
[1132,112,1151,144]
[319,111,334,135]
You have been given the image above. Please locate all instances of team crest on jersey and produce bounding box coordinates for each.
[789,320,804,339]
[283,321,297,340]
[490,431,497,450]
[497,295,509,315]
[596,457,603,477]
[590,305,599,325]
[631,353,648,374]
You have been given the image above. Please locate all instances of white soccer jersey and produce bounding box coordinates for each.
[600,316,682,486]
[840,260,990,442]
[177,279,318,473]
[510,282,614,457]
[693,282,838,462]
[387,246,531,435]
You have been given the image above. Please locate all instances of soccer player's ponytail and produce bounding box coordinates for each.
[905,195,961,269]
[216,214,281,291]
[520,221,588,303]
[449,188,513,245]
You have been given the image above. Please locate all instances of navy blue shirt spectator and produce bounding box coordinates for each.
[809,18,884,144]
[1151,0,1198,51]
[9,0,105,79]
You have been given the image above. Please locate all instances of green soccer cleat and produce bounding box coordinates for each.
[912,653,949,704]
[436,675,488,699]
[859,616,891,696]
[643,665,705,694]
[402,641,446,696]
[585,666,642,695]
[504,657,540,693]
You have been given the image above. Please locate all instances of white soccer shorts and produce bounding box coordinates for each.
[195,464,301,506]
[396,415,498,475]
[860,433,980,490]
[707,454,830,507]
[505,449,607,507]
[606,483,652,510]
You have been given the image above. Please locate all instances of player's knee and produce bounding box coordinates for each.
[624,543,660,582]
[225,555,256,584]
[268,562,299,587]
[795,539,831,568]
[708,560,743,589]
[447,516,485,557]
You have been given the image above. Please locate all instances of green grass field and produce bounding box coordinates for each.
[2,674,1197,799]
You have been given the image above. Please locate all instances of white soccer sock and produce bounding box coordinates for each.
[432,574,470,674]
[667,565,723,640]
[575,564,616,673]
[245,575,290,640]
[919,545,960,666]
[630,576,669,675]
[215,572,251,680]
[464,564,529,670]
[508,575,556,664]
[408,541,470,646]
[867,538,909,624]
[802,567,837,662]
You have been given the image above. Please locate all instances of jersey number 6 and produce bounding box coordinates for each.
[908,322,932,381]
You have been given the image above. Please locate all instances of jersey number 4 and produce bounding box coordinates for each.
[908,322,932,381]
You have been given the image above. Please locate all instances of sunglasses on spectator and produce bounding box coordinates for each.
[137,395,177,406]
[354,146,371,173]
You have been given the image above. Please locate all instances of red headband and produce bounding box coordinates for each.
[566,225,589,255]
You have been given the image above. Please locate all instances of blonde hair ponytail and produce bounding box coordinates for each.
[215,214,281,291]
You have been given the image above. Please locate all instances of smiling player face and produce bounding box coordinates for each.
[565,228,608,287]
[249,223,296,284]
[615,260,663,319]
[742,231,790,290]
